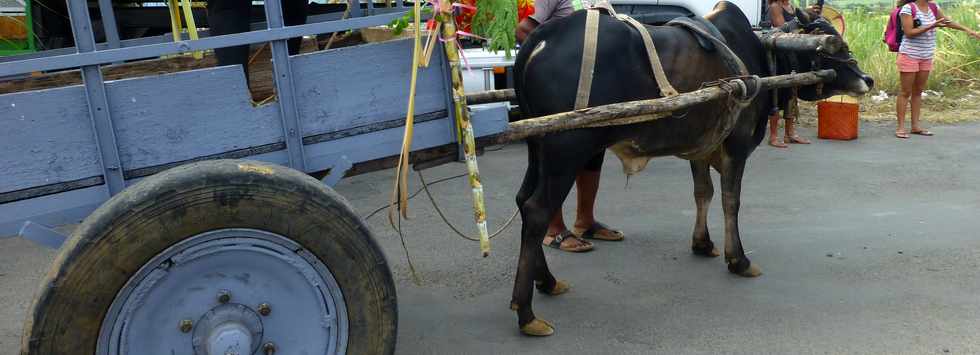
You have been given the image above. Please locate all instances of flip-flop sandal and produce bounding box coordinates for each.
[895,131,910,139]
[576,222,625,241]
[911,129,934,136]
[544,230,593,252]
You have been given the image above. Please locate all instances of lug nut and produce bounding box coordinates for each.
[258,303,271,316]
[263,342,276,355]
[179,319,193,333]
[217,289,231,304]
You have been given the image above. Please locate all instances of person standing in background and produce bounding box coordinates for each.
[894,0,980,139]
[766,0,812,148]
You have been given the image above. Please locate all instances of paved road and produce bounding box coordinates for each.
[3,122,980,354]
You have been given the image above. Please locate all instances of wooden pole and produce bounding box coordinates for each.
[465,88,516,105]
[441,6,492,257]
[493,69,835,143]
[755,31,843,55]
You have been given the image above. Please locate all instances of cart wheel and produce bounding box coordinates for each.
[21,160,397,355]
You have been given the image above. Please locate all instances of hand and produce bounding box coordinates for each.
[933,18,951,28]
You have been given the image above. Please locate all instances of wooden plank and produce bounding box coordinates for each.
[291,38,448,136]
[304,118,455,173]
[0,94,508,203]
[0,85,102,194]
[0,33,366,100]
[756,32,843,55]
[106,66,285,171]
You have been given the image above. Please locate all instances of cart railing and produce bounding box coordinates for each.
[0,1,512,241]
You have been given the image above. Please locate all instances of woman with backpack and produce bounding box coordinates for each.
[892,0,980,139]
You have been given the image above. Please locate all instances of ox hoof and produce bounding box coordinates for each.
[692,244,720,257]
[537,280,571,296]
[728,259,763,277]
[738,263,763,277]
[521,318,555,337]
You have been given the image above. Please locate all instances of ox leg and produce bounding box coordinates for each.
[713,155,762,277]
[690,160,720,257]
[512,159,576,336]
[515,147,559,292]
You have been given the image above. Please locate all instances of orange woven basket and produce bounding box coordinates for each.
[817,97,859,140]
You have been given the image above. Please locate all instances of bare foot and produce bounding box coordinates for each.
[769,138,789,148]
[786,135,811,144]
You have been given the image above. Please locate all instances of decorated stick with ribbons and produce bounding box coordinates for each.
[437,0,492,257]
[391,0,517,257]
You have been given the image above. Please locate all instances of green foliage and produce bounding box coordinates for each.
[472,0,518,58]
[389,7,433,35]
[387,0,517,57]
[843,2,980,92]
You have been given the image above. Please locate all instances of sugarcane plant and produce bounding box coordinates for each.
[390,0,520,258]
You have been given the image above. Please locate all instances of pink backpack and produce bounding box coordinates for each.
[884,1,940,52]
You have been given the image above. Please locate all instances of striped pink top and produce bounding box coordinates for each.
[899,2,940,60]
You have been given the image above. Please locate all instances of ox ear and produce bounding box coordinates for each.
[779,19,803,33]
[794,9,813,25]
[803,17,839,37]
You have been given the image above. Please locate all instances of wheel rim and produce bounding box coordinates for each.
[96,228,348,355]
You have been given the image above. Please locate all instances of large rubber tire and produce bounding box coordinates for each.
[20,160,397,355]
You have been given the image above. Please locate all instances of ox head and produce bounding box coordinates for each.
[785,14,874,100]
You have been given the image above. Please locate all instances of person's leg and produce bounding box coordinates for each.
[910,69,933,135]
[573,170,599,227]
[896,55,917,138]
[768,113,788,148]
[572,152,624,241]
[784,117,811,144]
[784,94,810,144]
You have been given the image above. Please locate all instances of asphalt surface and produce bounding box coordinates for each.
[3,122,980,354]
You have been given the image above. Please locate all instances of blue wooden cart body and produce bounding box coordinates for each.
[0,0,509,245]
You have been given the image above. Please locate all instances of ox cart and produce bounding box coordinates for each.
[0,1,841,354]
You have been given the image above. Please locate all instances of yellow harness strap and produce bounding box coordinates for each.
[575,10,600,110]
[574,4,679,110]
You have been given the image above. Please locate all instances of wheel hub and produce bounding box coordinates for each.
[192,303,264,355]
[96,229,348,355]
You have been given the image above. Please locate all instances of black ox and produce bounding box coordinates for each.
[509,1,872,336]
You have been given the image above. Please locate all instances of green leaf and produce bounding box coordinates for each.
[471,0,518,58]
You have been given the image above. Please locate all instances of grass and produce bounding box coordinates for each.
[840,1,980,93]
